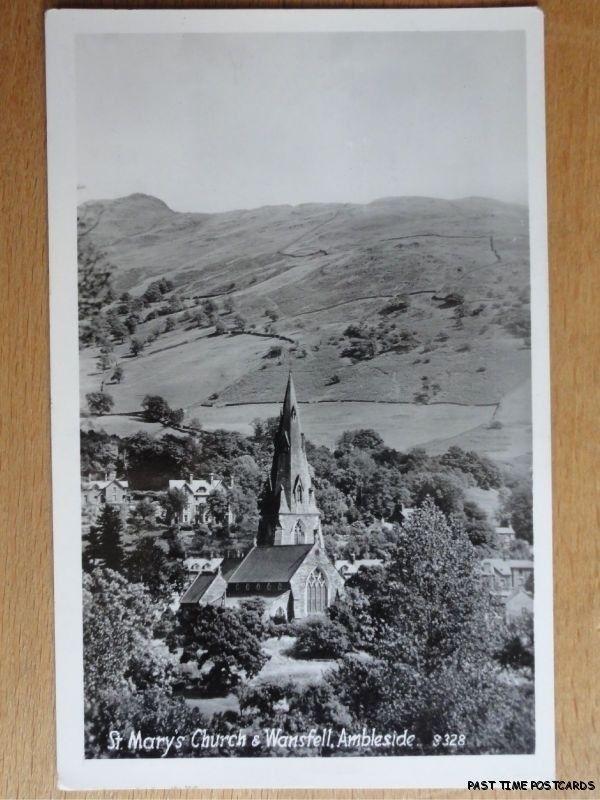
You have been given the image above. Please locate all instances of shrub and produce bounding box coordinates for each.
[266,345,282,359]
[293,618,350,660]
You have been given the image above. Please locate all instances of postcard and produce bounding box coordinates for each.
[45,7,552,790]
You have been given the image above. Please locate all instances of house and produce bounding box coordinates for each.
[495,524,517,552]
[479,558,534,595]
[181,374,345,619]
[81,471,131,520]
[168,473,234,527]
[183,557,223,575]
[479,557,533,619]
[504,586,534,621]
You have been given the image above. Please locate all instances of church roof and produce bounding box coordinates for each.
[180,572,218,604]
[228,545,313,584]
[220,555,246,580]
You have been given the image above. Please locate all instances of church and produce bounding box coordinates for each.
[181,374,345,619]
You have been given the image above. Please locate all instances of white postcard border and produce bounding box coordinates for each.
[45,7,553,790]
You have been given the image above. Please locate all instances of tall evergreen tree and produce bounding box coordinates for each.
[95,504,124,572]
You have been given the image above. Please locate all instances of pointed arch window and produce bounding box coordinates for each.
[293,477,304,504]
[292,520,305,544]
[306,569,328,614]
[291,406,297,420]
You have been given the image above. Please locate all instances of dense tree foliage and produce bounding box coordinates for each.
[173,603,268,694]
[80,421,527,558]
[83,568,207,758]
[502,485,534,543]
[85,391,114,416]
[84,505,124,571]
[77,239,115,345]
[293,618,350,660]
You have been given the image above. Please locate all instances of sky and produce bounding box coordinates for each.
[76,31,528,213]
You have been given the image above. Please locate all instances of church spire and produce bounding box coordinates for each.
[257,373,323,547]
[281,370,298,422]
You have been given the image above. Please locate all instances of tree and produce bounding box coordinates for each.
[124,314,139,334]
[123,537,186,600]
[127,497,157,535]
[495,612,534,676]
[109,317,128,343]
[176,604,268,694]
[232,314,246,332]
[504,486,533,543]
[382,292,410,314]
[408,471,465,515]
[111,363,124,384]
[189,417,203,433]
[202,298,218,315]
[293,618,350,659]
[88,504,124,572]
[158,277,174,294]
[83,525,104,572]
[214,318,227,335]
[439,446,502,490]
[164,316,176,332]
[96,352,112,372]
[82,568,207,758]
[129,336,145,357]
[77,239,114,344]
[206,490,230,529]
[142,281,163,304]
[85,391,114,416]
[460,500,495,549]
[141,394,171,423]
[163,487,188,525]
[324,500,533,754]
[223,296,235,314]
[167,408,185,428]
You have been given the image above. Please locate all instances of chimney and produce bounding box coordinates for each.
[209,472,215,484]
[350,551,356,563]
[188,473,194,484]
[108,470,116,481]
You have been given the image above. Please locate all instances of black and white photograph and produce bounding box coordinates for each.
[46,8,553,789]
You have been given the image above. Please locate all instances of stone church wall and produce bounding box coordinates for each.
[289,545,345,619]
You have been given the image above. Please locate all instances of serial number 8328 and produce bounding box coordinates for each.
[432,734,466,747]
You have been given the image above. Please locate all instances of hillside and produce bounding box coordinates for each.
[79,194,532,469]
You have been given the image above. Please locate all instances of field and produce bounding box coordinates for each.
[80,193,533,469]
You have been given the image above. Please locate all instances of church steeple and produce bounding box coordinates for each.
[258,373,323,547]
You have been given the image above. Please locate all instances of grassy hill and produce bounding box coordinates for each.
[79,194,532,469]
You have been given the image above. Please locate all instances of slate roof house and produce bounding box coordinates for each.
[479,557,534,621]
[168,473,233,527]
[181,374,344,619]
[81,472,131,520]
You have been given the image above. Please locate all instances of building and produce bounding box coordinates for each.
[479,557,533,620]
[183,556,224,575]
[181,374,345,619]
[168,473,233,527]
[81,471,131,521]
[504,586,534,621]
